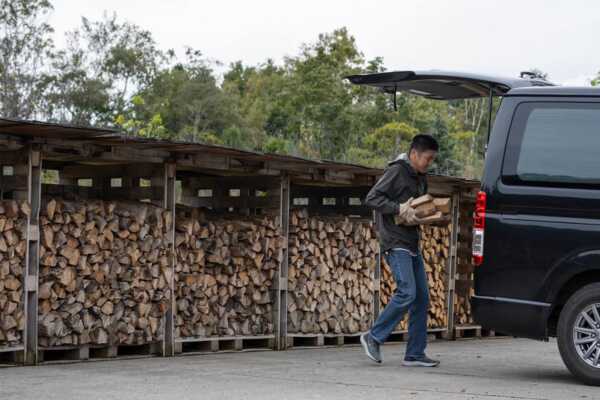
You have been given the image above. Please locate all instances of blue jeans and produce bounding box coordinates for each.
[370,249,429,359]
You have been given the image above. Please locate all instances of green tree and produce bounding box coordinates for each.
[58,13,167,124]
[223,59,283,150]
[135,48,240,144]
[114,95,168,139]
[42,43,111,124]
[285,28,366,160]
[347,121,417,167]
[0,0,54,118]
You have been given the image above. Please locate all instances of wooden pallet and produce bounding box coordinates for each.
[454,324,482,339]
[0,345,24,366]
[286,333,363,348]
[175,335,275,354]
[454,325,510,340]
[38,342,162,363]
[386,328,448,343]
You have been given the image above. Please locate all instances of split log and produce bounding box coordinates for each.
[395,195,452,225]
[0,200,27,346]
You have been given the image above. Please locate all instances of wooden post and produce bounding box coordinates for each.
[373,210,381,322]
[275,174,290,350]
[23,146,42,364]
[162,162,176,356]
[446,191,460,340]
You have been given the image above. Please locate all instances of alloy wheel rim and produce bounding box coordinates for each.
[573,303,600,369]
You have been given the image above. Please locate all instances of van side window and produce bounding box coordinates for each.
[503,102,600,187]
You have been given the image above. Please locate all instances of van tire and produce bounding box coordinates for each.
[557,282,600,386]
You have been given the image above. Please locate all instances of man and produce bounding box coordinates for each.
[361,134,440,367]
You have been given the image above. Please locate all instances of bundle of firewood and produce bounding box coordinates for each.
[380,225,450,330]
[38,199,171,347]
[0,200,28,346]
[287,209,376,334]
[175,209,283,338]
[395,195,451,225]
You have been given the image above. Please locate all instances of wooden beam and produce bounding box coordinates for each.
[23,146,42,364]
[61,163,163,179]
[185,175,280,190]
[103,146,168,163]
[275,173,290,350]
[373,210,381,321]
[262,161,319,176]
[0,150,28,165]
[446,191,461,340]
[177,154,231,171]
[39,142,168,164]
[162,162,176,357]
[324,169,355,182]
[0,134,25,151]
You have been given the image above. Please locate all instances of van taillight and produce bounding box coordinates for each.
[472,191,486,266]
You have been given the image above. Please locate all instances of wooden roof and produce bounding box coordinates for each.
[0,117,480,189]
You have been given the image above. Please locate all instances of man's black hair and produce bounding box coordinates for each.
[410,134,439,153]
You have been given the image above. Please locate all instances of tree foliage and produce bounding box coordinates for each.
[1,3,554,179]
[0,0,54,119]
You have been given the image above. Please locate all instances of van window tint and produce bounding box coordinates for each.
[504,103,600,186]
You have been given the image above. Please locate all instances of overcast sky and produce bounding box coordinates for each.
[49,0,599,85]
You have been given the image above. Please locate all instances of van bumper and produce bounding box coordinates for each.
[471,295,550,340]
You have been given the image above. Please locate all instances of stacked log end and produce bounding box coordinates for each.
[454,290,475,325]
[0,200,28,346]
[38,199,171,347]
[455,199,475,326]
[287,209,376,335]
[380,224,450,331]
[175,209,282,338]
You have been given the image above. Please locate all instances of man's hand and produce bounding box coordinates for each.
[396,197,422,226]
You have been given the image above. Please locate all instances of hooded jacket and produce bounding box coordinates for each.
[365,153,428,253]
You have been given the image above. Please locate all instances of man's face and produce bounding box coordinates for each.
[409,149,437,174]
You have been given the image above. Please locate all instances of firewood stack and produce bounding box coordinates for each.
[175,208,283,338]
[455,198,475,326]
[0,200,28,346]
[38,199,172,347]
[455,292,474,325]
[380,225,450,330]
[287,209,376,335]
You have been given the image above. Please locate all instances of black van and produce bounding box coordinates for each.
[348,71,600,386]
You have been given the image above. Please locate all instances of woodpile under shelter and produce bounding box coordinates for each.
[0,117,481,365]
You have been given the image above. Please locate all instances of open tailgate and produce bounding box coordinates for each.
[346,70,554,100]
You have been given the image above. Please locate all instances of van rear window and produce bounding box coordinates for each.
[504,102,600,187]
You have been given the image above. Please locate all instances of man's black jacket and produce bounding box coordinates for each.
[365,153,428,254]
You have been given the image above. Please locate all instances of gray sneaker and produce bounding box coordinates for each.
[360,332,382,364]
[402,355,440,367]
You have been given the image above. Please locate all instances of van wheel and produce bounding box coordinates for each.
[557,283,600,386]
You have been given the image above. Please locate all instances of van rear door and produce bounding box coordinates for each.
[346,70,553,100]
